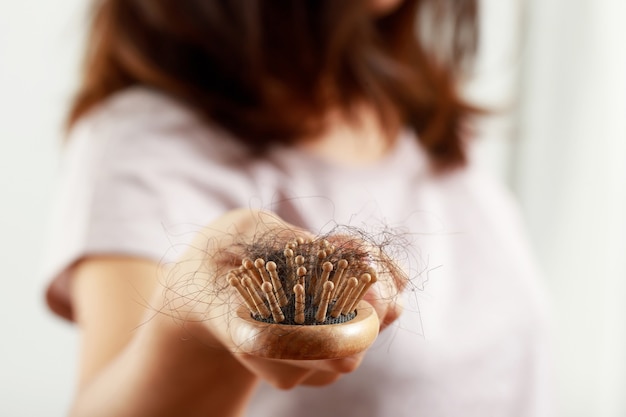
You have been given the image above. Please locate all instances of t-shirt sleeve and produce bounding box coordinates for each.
[41,88,256,320]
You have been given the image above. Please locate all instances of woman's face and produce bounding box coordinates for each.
[369,0,405,15]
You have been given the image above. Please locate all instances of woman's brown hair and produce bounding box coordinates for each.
[69,0,480,168]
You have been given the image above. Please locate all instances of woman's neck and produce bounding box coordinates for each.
[300,104,400,166]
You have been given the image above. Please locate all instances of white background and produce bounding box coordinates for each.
[1,1,625,416]
[0,1,84,415]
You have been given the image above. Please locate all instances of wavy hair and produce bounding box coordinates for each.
[69,0,480,168]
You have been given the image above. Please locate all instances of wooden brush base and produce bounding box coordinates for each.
[231,300,379,360]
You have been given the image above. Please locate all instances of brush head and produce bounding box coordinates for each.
[229,237,378,325]
[227,236,381,359]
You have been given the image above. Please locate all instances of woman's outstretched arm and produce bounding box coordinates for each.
[69,256,258,417]
[67,209,403,416]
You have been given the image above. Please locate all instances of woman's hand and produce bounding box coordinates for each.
[161,209,405,390]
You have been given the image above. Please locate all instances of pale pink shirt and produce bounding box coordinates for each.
[43,88,553,417]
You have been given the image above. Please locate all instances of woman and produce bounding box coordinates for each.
[43,0,553,416]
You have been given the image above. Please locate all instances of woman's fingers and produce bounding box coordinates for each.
[237,355,316,390]
[300,370,344,386]
[361,265,405,332]
[236,354,365,389]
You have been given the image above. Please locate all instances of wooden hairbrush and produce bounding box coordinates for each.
[227,237,380,360]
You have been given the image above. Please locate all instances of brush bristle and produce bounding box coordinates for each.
[228,238,377,325]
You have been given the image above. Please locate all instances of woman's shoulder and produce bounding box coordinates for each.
[81,86,196,126]
[69,87,247,162]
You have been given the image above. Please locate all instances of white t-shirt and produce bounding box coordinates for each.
[43,87,553,417]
